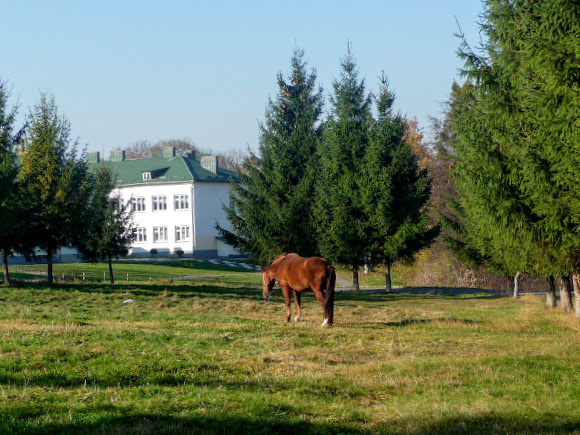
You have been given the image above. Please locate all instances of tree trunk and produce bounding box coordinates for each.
[559,276,573,313]
[546,275,557,308]
[47,249,54,285]
[108,256,115,284]
[572,272,580,319]
[385,262,392,293]
[352,266,360,292]
[513,271,521,299]
[1,247,10,286]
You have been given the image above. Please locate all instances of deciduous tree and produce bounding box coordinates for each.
[0,81,28,285]
[77,164,135,283]
[19,94,92,284]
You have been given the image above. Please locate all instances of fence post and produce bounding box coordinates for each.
[127,273,129,282]
[83,272,86,281]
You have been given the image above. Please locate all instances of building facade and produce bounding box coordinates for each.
[89,148,239,258]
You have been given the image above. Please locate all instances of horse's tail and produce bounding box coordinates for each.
[324,264,336,326]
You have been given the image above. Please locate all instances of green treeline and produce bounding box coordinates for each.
[0,87,133,285]
[438,0,580,316]
[218,49,438,291]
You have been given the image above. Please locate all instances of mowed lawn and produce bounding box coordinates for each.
[1,266,579,434]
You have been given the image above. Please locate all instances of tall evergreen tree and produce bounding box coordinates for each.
[19,94,92,284]
[219,49,323,264]
[315,48,373,291]
[77,164,135,284]
[0,81,28,285]
[449,0,580,311]
[363,75,439,292]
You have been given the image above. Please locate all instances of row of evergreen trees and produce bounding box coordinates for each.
[0,86,134,285]
[439,0,580,316]
[218,49,439,291]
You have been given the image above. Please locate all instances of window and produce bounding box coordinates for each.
[131,197,146,212]
[152,195,167,211]
[142,172,151,181]
[175,225,190,241]
[153,227,168,243]
[174,194,189,210]
[135,228,147,242]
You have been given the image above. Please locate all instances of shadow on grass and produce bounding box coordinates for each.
[13,282,265,301]
[340,316,481,329]
[1,411,368,435]
[3,409,579,434]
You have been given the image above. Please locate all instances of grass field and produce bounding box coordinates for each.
[1,263,579,434]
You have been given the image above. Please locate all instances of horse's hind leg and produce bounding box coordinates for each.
[281,285,292,322]
[293,291,302,322]
[313,289,329,326]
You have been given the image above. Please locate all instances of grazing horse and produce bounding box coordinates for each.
[260,253,336,327]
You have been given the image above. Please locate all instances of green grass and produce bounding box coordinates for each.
[0,264,579,434]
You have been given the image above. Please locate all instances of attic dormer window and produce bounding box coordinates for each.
[142,171,151,181]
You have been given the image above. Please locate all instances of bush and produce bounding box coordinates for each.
[175,249,184,258]
[149,248,158,257]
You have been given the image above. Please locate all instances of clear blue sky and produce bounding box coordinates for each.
[2,1,484,158]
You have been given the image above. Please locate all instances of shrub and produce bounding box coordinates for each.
[175,249,184,258]
[149,248,158,257]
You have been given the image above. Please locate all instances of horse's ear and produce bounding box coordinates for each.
[260,265,265,272]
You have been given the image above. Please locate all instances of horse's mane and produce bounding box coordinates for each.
[266,253,288,268]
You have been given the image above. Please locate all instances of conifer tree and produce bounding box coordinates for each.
[0,81,28,285]
[363,74,439,292]
[77,164,135,283]
[219,49,323,264]
[315,48,372,291]
[19,94,92,284]
[449,0,580,311]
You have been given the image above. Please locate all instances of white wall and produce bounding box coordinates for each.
[115,181,239,257]
[193,182,237,256]
[116,182,195,256]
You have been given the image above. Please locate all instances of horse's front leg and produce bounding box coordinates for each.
[293,290,302,322]
[281,285,292,322]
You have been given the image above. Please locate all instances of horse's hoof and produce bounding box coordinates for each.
[294,316,301,322]
[321,319,329,327]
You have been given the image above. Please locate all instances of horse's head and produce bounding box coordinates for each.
[260,265,275,300]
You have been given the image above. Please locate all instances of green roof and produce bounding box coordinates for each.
[91,155,238,186]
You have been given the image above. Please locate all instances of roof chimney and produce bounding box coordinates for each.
[201,155,218,174]
[186,150,196,161]
[163,147,176,159]
[111,150,125,162]
[87,151,100,163]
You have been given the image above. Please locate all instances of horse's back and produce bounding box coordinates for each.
[277,254,331,291]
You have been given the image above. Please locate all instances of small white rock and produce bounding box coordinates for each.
[123,299,135,305]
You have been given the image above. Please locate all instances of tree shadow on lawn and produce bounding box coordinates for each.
[19,282,265,301]
[339,317,481,330]
[4,408,579,434]
[2,410,368,435]
[113,258,253,273]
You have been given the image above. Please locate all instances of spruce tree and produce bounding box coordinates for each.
[19,94,92,284]
[449,0,580,310]
[219,49,323,264]
[315,48,372,290]
[77,164,135,283]
[363,75,439,292]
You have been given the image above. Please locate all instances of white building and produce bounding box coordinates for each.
[88,148,239,258]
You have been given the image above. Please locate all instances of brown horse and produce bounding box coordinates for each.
[260,253,336,327]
